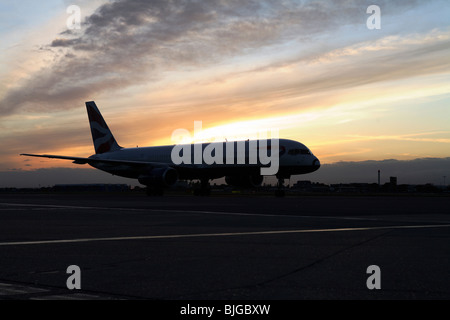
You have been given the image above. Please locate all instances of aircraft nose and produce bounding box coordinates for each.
[313,158,320,169]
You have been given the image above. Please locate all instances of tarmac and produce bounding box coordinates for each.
[0,192,449,300]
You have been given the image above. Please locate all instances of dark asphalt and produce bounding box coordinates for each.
[0,193,449,300]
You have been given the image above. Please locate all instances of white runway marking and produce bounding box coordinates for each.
[0,282,111,300]
[3,202,450,225]
[0,202,387,221]
[31,293,108,300]
[0,224,449,247]
[0,283,47,295]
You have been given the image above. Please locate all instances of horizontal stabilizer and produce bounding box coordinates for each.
[20,153,168,168]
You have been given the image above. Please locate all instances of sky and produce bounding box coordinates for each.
[1,0,449,187]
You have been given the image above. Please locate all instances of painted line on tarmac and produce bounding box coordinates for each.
[0,224,449,247]
[0,202,381,221]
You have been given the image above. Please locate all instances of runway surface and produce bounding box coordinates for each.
[0,193,449,300]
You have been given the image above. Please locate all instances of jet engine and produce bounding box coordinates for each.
[138,167,178,187]
[225,174,264,188]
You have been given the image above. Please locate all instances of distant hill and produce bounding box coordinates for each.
[1,157,449,188]
[296,157,450,186]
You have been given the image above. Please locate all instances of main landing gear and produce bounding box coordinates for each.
[193,178,211,196]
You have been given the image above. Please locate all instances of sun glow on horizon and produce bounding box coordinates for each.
[1,1,449,177]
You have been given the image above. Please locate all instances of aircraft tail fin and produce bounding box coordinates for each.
[85,101,122,154]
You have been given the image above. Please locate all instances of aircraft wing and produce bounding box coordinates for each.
[20,153,168,167]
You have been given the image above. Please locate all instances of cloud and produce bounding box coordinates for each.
[1,0,438,117]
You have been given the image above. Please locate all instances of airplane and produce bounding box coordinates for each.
[21,101,320,196]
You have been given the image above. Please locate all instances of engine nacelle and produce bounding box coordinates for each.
[225,174,264,188]
[138,167,178,187]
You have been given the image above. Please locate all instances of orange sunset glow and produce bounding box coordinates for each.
[1,0,449,187]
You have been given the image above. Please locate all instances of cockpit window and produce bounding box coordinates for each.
[288,148,311,155]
